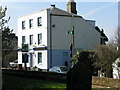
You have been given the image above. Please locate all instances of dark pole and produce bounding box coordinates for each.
[50,13,52,68]
[72,26,74,56]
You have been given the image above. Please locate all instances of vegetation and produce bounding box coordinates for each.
[2,74,66,90]
[69,51,93,89]
[94,45,118,78]
[70,47,118,78]
[0,6,15,67]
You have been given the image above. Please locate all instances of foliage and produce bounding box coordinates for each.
[68,51,93,89]
[94,45,118,78]
[0,6,14,67]
[70,50,94,67]
[2,27,14,56]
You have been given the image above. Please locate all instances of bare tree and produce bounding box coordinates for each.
[0,6,14,67]
[94,45,118,78]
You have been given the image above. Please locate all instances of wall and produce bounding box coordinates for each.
[86,20,95,27]
[18,9,48,49]
[92,76,120,88]
[47,50,71,69]
[47,14,100,50]
[18,10,48,69]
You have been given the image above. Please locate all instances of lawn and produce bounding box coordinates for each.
[2,74,66,90]
[3,74,117,90]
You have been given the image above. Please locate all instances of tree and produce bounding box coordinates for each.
[2,27,14,67]
[94,45,118,78]
[68,51,93,89]
[0,6,14,67]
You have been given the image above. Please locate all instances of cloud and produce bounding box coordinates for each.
[83,3,115,17]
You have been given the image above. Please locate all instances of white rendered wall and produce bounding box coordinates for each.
[18,10,48,49]
[34,50,48,69]
[18,10,48,69]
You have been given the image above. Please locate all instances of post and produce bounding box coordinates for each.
[72,26,74,56]
[50,13,52,68]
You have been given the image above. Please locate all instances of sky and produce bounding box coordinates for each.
[0,0,118,41]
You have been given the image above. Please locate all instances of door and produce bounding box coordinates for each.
[29,53,33,67]
[63,52,68,66]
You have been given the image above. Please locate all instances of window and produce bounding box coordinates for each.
[29,19,33,29]
[118,62,120,67]
[29,35,33,45]
[38,33,42,45]
[22,36,25,44]
[22,21,25,29]
[38,52,42,64]
[37,17,42,26]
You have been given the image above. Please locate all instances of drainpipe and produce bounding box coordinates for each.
[50,13,52,68]
[49,5,55,69]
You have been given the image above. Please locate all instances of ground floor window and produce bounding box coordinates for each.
[38,52,42,64]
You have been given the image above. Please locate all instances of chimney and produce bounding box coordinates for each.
[67,0,77,14]
[51,4,55,8]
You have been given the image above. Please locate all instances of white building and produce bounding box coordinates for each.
[18,2,100,70]
[113,58,120,79]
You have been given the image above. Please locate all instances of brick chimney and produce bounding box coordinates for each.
[67,0,77,14]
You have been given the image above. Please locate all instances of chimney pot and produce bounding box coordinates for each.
[51,4,55,8]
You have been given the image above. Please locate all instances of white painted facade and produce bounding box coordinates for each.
[18,6,100,70]
[112,58,120,79]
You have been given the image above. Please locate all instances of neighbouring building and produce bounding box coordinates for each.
[112,58,120,79]
[18,0,100,70]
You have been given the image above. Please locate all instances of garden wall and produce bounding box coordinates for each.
[2,69,120,88]
[92,76,120,88]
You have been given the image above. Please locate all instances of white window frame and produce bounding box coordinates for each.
[38,52,42,64]
[38,33,42,45]
[22,36,26,44]
[22,21,25,29]
[37,17,42,26]
[29,35,33,45]
[29,19,33,29]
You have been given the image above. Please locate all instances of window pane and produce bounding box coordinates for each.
[38,53,42,64]
[118,62,120,67]
[22,36,25,44]
[37,17,42,26]
[22,21,25,29]
[29,19,33,28]
[38,33,42,45]
[29,35,33,45]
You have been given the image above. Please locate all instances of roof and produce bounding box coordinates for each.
[47,7,82,17]
[19,6,82,18]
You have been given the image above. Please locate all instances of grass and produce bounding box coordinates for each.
[3,74,118,90]
[2,74,66,90]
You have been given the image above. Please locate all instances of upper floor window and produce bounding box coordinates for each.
[22,36,25,44]
[22,21,25,29]
[38,33,42,45]
[29,35,33,45]
[38,52,42,64]
[29,19,33,29]
[37,17,42,26]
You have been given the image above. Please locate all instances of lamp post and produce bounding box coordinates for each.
[72,26,74,56]
[67,15,74,57]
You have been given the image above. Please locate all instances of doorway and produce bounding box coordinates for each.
[29,53,33,67]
